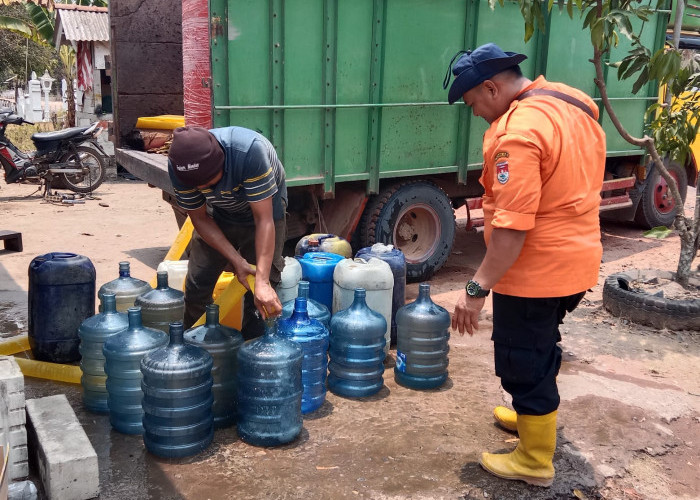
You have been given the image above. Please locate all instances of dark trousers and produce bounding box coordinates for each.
[491,291,585,416]
[183,217,286,340]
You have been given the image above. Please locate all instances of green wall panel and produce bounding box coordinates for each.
[546,13,598,95]
[334,0,373,178]
[214,0,668,191]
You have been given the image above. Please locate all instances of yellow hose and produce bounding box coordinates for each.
[0,335,30,356]
[14,357,82,384]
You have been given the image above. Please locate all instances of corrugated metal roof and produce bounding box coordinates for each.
[54,5,109,43]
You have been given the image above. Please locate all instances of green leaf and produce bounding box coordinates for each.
[590,19,605,50]
[617,12,634,39]
[631,66,649,94]
[60,45,76,79]
[620,57,648,81]
[643,226,673,239]
[583,7,597,28]
[25,3,54,45]
[0,15,32,37]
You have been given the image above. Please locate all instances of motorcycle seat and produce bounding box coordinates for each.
[32,126,90,143]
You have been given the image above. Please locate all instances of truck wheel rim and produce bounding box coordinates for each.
[392,203,440,264]
[653,171,679,215]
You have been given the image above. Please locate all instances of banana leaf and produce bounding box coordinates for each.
[0,15,32,36]
[25,3,53,45]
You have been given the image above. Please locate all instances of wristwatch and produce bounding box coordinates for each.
[466,279,490,298]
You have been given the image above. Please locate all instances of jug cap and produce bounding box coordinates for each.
[119,261,131,277]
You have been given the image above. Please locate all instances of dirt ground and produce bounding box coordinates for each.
[0,178,698,500]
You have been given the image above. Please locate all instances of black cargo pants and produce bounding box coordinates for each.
[183,217,286,340]
[491,291,585,416]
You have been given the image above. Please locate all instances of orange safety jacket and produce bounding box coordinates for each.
[480,76,606,297]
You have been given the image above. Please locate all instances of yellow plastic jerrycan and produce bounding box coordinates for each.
[212,272,244,330]
[193,272,255,330]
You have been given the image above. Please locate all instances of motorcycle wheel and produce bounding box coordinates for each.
[60,146,106,193]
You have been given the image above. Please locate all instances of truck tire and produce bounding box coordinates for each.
[634,160,687,228]
[359,180,455,282]
[602,270,700,331]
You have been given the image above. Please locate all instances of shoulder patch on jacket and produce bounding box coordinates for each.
[496,160,509,184]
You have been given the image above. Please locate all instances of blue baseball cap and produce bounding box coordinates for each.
[443,43,527,104]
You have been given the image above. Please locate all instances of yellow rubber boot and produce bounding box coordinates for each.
[493,406,518,432]
[479,410,557,487]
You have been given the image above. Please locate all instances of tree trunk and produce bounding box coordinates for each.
[65,80,75,127]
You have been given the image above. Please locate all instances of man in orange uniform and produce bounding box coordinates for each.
[445,43,605,487]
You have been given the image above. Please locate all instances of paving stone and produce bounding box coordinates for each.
[26,395,99,500]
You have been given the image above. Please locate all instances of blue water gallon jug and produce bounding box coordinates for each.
[295,233,353,258]
[297,252,345,312]
[103,307,169,434]
[141,322,214,458]
[237,319,303,446]
[356,244,406,345]
[79,293,129,413]
[328,288,386,398]
[281,281,331,328]
[28,252,96,363]
[134,271,185,333]
[98,261,152,313]
[184,304,243,429]
[395,283,451,389]
[278,297,329,414]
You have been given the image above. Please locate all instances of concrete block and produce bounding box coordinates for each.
[10,443,27,463]
[8,407,25,427]
[26,395,99,500]
[8,427,26,448]
[0,357,24,395]
[0,356,27,481]
[8,460,28,479]
[6,392,25,411]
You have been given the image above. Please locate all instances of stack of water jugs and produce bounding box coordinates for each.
[33,234,451,456]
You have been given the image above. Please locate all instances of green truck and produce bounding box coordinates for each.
[115,0,697,281]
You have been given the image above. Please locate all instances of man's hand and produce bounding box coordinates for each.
[451,291,486,336]
[232,257,256,291]
[253,280,282,320]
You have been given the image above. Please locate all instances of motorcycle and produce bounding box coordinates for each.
[0,107,108,194]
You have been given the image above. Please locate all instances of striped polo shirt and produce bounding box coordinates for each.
[169,127,287,226]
